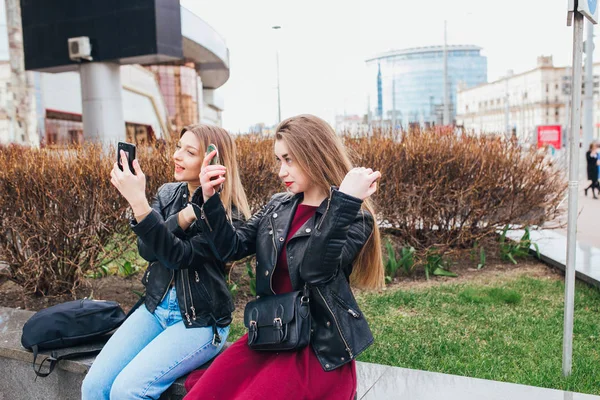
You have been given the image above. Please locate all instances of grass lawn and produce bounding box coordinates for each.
[228,266,600,395]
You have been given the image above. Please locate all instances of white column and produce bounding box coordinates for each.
[79,62,125,144]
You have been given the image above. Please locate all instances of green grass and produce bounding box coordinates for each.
[228,275,600,395]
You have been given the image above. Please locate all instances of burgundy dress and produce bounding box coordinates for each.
[184,204,357,400]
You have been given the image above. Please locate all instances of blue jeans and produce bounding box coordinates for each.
[81,286,229,400]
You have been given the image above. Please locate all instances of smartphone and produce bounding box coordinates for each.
[206,144,220,181]
[206,143,220,165]
[117,141,136,174]
[206,143,222,192]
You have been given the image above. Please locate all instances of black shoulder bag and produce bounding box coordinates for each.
[243,285,311,351]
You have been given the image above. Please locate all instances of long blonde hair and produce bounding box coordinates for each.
[275,115,384,289]
[181,125,251,220]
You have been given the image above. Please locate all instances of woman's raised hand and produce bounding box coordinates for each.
[199,150,227,203]
[110,150,147,205]
[339,167,381,200]
[110,150,151,219]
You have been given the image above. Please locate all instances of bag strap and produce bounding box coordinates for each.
[302,283,310,301]
[31,344,104,379]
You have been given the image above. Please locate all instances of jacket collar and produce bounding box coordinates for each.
[270,187,334,244]
[276,187,334,216]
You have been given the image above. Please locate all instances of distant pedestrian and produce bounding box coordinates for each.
[585,142,599,199]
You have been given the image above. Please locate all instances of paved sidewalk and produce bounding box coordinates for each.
[506,229,600,288]
[554,182,600,249]
[356,362,599,399]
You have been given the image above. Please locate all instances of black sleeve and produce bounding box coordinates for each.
[131,210,217,270]
[136,185,187,262]
[193,193,276,262]
[299,189,372,285]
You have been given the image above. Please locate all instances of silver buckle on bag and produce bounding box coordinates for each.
[273,317,282,329]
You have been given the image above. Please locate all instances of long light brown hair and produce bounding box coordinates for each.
[181,125,251,220]
[275,115,384,289]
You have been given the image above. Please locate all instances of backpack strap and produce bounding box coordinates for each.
[32,344,105,379]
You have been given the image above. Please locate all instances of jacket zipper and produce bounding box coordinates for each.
[316,188,333,231]
[200,206,213,232]
[331,292,361,319]
[269,217,277,294]
[181,272,192,325]
[316,287,353,359]
[159,270,174,303]
[186,271,197,321]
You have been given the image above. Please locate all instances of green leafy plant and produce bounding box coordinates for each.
[470,242,487,270]
[85,264,110,279]
[424,251,457,280]
[499,226,540,265]
[228,281,239,298]
[399,246,416,276]
[118,261,139,278]
[384,239,400,284]
[477,246,486,270]
[247,261,257,297]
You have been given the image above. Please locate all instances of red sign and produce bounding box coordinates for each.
[537,125,562,149]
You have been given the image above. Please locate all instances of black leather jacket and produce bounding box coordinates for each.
[195,188,374,371]
[131,182,240,337]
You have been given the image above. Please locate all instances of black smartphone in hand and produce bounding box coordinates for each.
[117,142,136,174]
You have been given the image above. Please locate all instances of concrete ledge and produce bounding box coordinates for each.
[2,299,599,399]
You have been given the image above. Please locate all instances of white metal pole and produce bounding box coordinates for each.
[505,74,510,137]
[276,49,281,124]
[563,10,584,377]
[584,20,594,151]
[272,25,282,124]
[392,78,396,130]
[443,21,450,125]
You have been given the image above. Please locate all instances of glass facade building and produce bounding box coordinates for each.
[366,45,487,127]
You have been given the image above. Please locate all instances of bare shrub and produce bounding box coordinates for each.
[0,129,566,295]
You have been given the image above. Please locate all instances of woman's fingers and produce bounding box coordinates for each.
[368,170,381,183]
[132,159,144,176]
[120,151,132,175]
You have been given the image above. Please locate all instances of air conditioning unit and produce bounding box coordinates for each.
[68,37,93,61]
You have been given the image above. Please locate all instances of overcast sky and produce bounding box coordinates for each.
[182,0,591,132]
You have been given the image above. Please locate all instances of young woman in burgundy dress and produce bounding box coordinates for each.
[185,114,384,400]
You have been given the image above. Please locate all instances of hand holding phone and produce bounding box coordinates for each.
[111,141,148,219]
[117,142,136,175]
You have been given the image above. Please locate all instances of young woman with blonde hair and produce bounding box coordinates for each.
[184,114,383,400]
[82,125,250,400]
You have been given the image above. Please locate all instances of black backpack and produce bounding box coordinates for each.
[21,299,128,377]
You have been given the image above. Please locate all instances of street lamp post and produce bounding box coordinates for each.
[272,25,282,124]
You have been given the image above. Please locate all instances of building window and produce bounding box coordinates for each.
[68,129,83,145]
